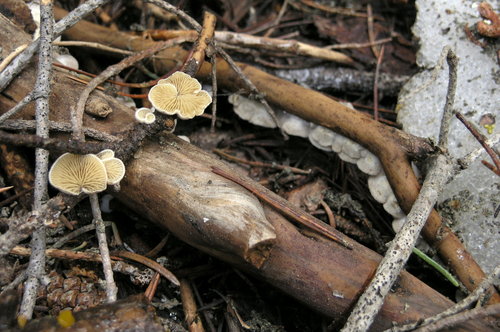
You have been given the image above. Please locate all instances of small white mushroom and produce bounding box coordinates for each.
[356,151,382,176]
[330,134,350,153]
[55,54,79,70]
[338,152,358,164]
[48,153,108,195]
[309,126,337,151]
[228,94,278,128]
[367,173,392,204]
[341,139,363,160]
[97,149,115,161]
[392,217,407,233]
[279,113,312,138]
[135,107,156,124]
[383,195,406,218]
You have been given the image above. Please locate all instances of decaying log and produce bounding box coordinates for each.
[0,9,495,332]
[50,7,500,304]
[117,135,493,331]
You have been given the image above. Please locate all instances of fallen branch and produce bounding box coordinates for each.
[51,7,499,302]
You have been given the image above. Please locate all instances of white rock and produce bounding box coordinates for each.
[341,139,363,159]
[55,54,79,70]
[308,126,337,151]
[367,174,392,204]
[228,94,277,128]
[357,151,382,176]
[383,195,405,218]
[279,113,312,138]
[392,217,407,233]
[338,152,358,164]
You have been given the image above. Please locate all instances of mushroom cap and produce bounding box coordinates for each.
[49,153,108,195]
[135,107,156,124]
[102,158,125,185]
[279,113,312,138]
[97,149,115,161]
[144,112,156,124]
[229,94,278,128]
[157,71,202,92]
[309,126,336,151]
[148,72,212,120]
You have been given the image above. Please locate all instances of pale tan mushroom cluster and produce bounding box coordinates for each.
[148,71,212,120]
[49,150,125,195]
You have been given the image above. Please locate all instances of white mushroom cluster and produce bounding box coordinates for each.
[49,150,125,195]
[228,94,406,231]
[135,107,156,124]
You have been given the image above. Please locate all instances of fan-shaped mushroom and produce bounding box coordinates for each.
[48,153,107,195]
[103,158,125,185]
[148,71,212,120]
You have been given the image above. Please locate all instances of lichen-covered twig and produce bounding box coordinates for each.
[19,0,54,319]
[0,119,118,142]
[89,194,117,302]
[413,303,500,332]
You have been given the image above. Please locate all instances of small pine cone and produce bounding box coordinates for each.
[39,269,107,315]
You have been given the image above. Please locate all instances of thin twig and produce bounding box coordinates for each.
[51,221,112,249]
[111,250,180,286]
[0,119,119,142]
[458,133,500,169]
[414,303,500,332]
[9,245,145,278]
[19,0,54,319]
[89,194,117,302]
[0,130,114,155]
[366,4,379,58]
[0,0,111,92]
[53,40,133,55]
[149,29,355,65]
[320,200,336,228]
[71,37,189,141]
[182,11,217,76]
[180,279,205,332]
[0,44,28,72]
[341,48,459,332]
[144,272,161,301]
[455,112,500,175]
[0,91,42,124]
[209,51,218,133]
[388,264,500,331]
[263,0,289,37]
[373,45,385,122]
[299,0,369,18]
[213,148,311,174]
[438,49,458,148]
[325,38,392,50]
